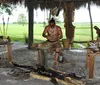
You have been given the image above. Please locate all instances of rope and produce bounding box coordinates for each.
[0,26,3,35]
[43,0,47,27]
[5,17,9,37]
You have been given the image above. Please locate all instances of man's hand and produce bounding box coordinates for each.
[42,33,47,38]
[47,35,59,42]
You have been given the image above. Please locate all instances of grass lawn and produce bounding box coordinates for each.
[0,22,99,43]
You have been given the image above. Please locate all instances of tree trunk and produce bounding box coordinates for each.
[63,2,75,47]
[88,1,93,40]
[28,5,34,49]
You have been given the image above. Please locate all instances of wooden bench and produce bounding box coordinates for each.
[31,39,70,69]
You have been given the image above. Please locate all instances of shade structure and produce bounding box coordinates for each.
[1,0,100,48]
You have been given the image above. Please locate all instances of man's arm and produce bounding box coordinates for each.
[58,26,63,39]
[42,26,48,38]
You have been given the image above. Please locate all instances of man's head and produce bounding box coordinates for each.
[49,18,55,28]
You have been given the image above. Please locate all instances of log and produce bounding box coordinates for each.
[12,62,85,85]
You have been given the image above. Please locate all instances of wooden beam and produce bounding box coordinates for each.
[33,0,100,3]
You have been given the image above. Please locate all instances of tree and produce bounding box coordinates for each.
[0,3,15,37]
[0,3,15,15]
[17,13,27,26]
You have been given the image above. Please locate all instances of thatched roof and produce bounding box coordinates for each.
[1,0,100,9]
[24,0,100,10]
[0,0,22,4]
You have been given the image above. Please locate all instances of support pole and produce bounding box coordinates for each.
[88,1,93,40]
[28,4,34,49]
[63,2,75,47]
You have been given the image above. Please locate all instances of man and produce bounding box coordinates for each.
[38,18,63,66]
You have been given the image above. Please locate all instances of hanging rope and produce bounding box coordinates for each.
[2,17,5,38]
[45,0,49,22]
[5,17,9,37]
[43,0,48,27]
[44,9,46,27]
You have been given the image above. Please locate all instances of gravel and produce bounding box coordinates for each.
[0,42,100,85]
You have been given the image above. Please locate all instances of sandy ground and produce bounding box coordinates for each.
[0,42,100,85]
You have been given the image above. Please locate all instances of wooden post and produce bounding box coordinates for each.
[89,55,94,78]
[86,49,91,68]
[28,4,34,49]
[86,49,95,78]
[7,43,12,62]
[63,2,75,47]
[86,54,89,68]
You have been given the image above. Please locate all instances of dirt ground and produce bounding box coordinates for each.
[0,42,100,85]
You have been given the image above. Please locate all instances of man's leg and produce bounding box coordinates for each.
[53,48,60,66]
[53,41,62,66]
[37,49,42,65]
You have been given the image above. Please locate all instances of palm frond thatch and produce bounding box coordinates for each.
[1,0,100,10]
[25,0,100,10]
[0,0,24,4]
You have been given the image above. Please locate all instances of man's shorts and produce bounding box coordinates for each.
[38,40,61,53]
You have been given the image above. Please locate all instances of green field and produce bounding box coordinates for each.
[0,22,100,43]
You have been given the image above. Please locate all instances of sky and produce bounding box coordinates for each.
[0,4,100,23]
[74,5,100,22]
